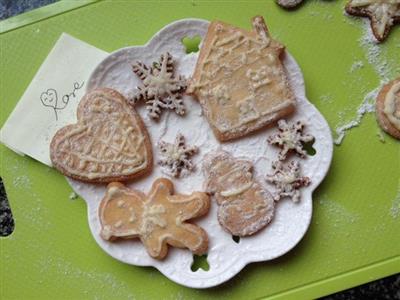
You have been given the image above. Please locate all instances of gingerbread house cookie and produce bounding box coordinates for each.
[188,16,296,141]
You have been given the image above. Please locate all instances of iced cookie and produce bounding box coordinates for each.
[267,119,314,161]
[158,133,198,178]
[99,178,210,260]
[203,151,275,236]
[376,78,400,139]
[266,160,310,203]
[345,0,400,42]
[276,0,304,9]
[188,16,296,142]
[130,52,187,119]
[50,88,153,183]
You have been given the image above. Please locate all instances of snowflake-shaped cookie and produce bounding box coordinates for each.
[131,52,187,119]
[266,160,310,203]
[158,134,198,178]
[267,119,314,161]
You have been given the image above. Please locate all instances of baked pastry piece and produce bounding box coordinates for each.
[267,119,314,161]
[376,78,400,139]
[276,0,304,9]
[187,16,296,142]
[99,178,210,260]
[345,0,400,42]
[50,88,153,183]
[158,133,198,178]
[130,52,187,120]
[203,151,275,236]
[266,160,310,203]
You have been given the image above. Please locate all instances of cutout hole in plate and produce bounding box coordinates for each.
[181,35,201,54]
[191,254,210,271]
[0,177,15,237]
[302,140,316,156]
[232,235,240,243]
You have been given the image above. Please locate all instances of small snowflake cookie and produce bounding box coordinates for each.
[99,178,210,260]
[158,133,198,178]
[266,160,310,203]
[131,52,187,119]
[267,119,314,161]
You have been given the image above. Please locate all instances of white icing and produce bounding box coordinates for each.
[140,203,167,236]
[220,181,253,197]
[73,19,333,289]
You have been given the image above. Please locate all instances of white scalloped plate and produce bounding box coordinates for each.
[67,19,333,288]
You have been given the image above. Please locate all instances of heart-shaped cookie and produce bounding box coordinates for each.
[50,88,153,183]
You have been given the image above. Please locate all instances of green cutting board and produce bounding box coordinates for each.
[1,1,399,299]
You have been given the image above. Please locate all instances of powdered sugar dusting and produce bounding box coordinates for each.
[334,87,379,145]
[335,17,398,145]
[349,60,364,73]
[359,22,391,81]
[390,187,400,219]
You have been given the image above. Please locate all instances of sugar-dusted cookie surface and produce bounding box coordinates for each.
[345,0,400,42]
[99,178,210,260]
[276,0,304,9]
[130,52,187,120]
[267,119,314,161]
[203,151,275,236]
[266,160,310,203]
[50,88,153,183]
[376,78,400,139]
[187,16,296,142]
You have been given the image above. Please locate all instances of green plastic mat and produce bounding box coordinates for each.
[1,1,399,299]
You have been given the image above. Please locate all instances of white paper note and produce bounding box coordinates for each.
[0,33,108,166]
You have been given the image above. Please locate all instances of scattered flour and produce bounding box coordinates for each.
[389,188,400,219]
[318,195,359,227]
[38,257,136,300]
[359,22,392,81]
[349,60,364,73]
[334,87,379,145]
[12,175,32,189]
[319,94,333,104]
[336,18,398,145]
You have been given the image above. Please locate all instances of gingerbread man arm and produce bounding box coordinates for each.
[166,224,209,255]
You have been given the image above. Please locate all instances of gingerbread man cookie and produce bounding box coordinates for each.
[203,151,275,237]
[99,178,210,260]
[50,88,153,183]
[188,16,296,142]
[376,78,400,139]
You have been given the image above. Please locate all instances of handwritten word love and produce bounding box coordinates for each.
[40,81,84,121]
